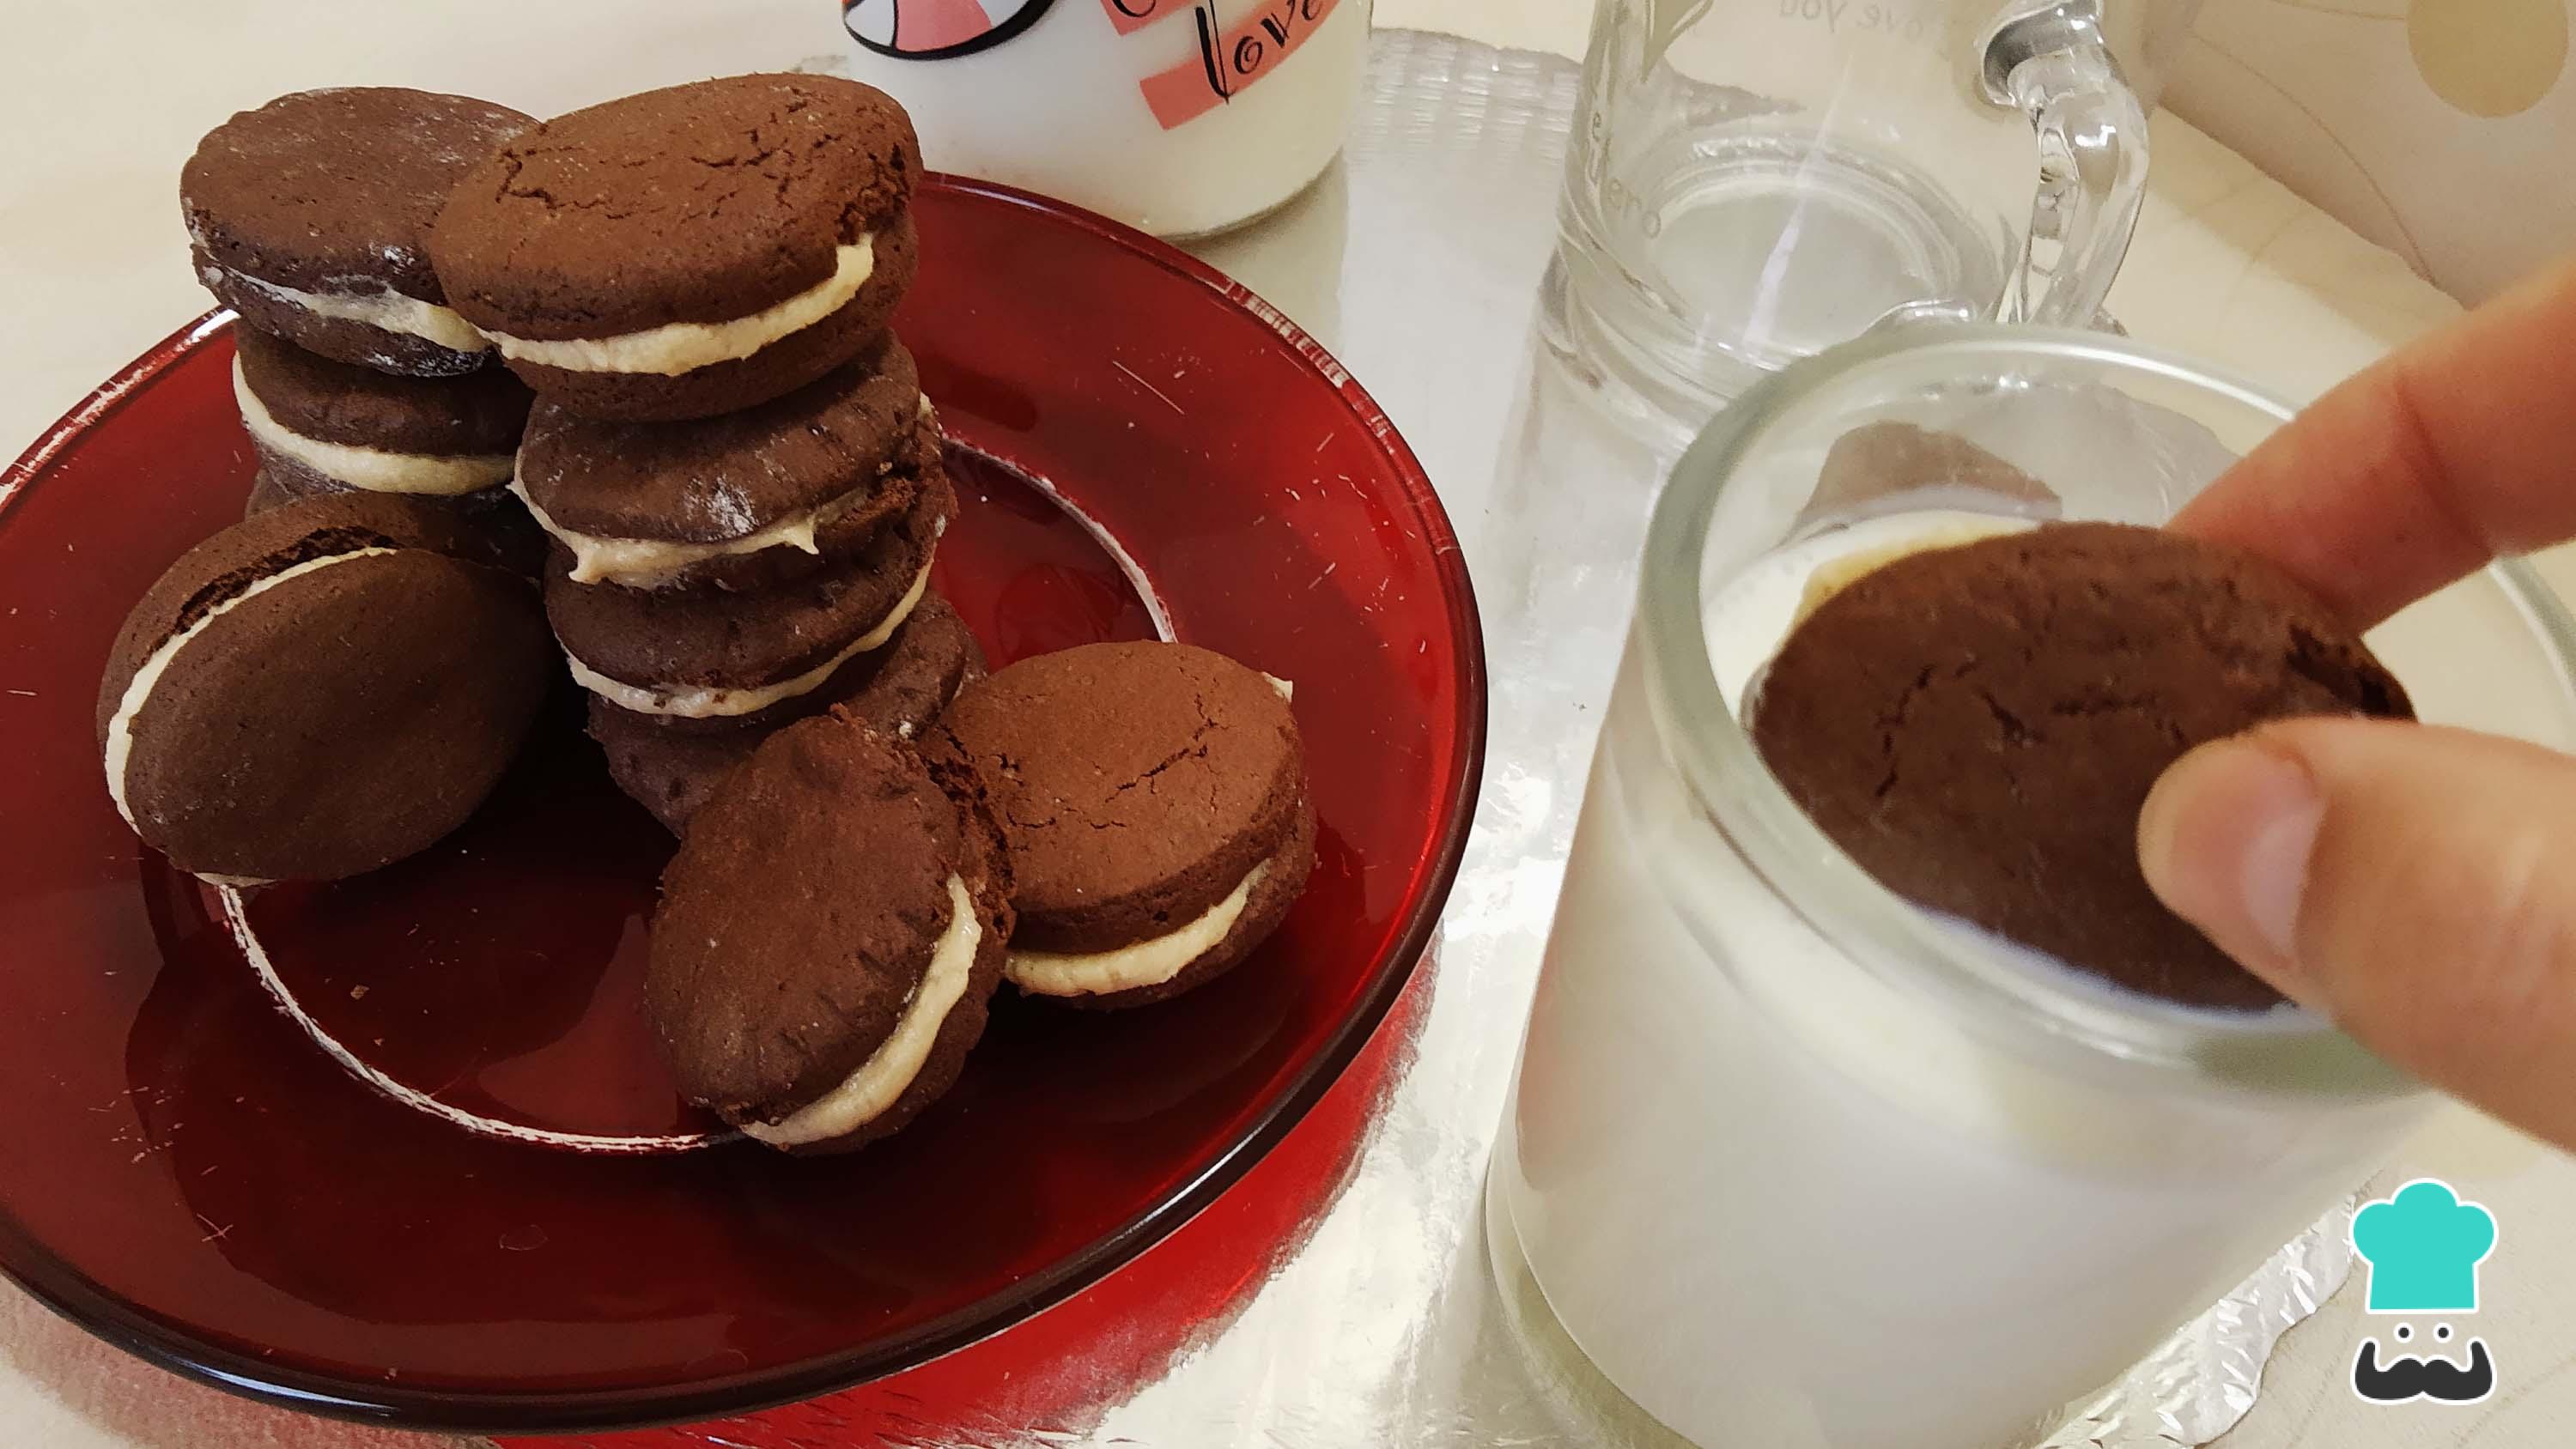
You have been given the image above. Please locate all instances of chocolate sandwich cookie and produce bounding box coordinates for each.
[232,326,544,571]
[234,324,529,496]
[514,336,932,592]
[1751,521,2415,1009]
[592,591,985,834]
[943,641,1315,1009]
[429,74,920,421]
[647,715,1012,1153]
[97,493,552,885]
[184,88,532,376]
[545,470,955,727]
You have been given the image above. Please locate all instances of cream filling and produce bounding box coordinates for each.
[234,359,513,496]
[517,393,942,587]
[221,266,490,354]
[1793,517,2034,624]
[1009,862,1271,997]
[486,237,875,376]
[566,544,936,718]
[104,548,401,840]
[743,875,981,1147]
[513,478,871,588]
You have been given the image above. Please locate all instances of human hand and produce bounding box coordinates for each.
[2140,258,2576,1147]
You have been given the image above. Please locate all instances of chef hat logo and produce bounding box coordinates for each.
[2351,1179,2498,1315]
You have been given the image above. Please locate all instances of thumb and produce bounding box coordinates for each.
[2137,718,2576,1146]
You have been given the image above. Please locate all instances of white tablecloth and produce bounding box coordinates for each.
[3,3,2568,1446]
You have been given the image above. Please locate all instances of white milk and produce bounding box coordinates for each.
[839,0,1370,237]
[1494,514,2430,1449]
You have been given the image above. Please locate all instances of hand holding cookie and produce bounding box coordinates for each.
[1753,522,2412,1010]
[2142,255,2576,1149]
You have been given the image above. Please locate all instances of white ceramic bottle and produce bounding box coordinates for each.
[837,0,1371,237]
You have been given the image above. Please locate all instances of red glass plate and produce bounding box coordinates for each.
[0,176,1485,1432]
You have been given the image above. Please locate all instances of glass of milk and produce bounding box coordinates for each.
[1491,327,2576,1449]
[837,0,1372,238]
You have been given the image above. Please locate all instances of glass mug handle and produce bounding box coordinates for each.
[1978,0,2150,327]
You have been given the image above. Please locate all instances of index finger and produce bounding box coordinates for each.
[2171,258,2576,627]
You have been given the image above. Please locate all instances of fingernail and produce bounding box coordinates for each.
[2138,738,2326,974]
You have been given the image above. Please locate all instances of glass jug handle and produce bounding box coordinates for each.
[1978,0,2150,327]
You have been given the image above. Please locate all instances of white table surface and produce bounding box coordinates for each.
[2,2,2569,1446]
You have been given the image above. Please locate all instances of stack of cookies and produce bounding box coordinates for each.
[134,71,1326,1160]
[649,640,1318,1154]
[183,88,543,563]
[422,73,980,833]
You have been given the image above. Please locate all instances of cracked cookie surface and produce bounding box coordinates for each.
[1749,520,2414,1009]
[428,73,917,340]
[941,641,1306,954]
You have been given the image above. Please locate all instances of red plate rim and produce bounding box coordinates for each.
[0,173,1488,1432]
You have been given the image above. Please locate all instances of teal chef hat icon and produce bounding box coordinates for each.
[2352,1179,2498,1314]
